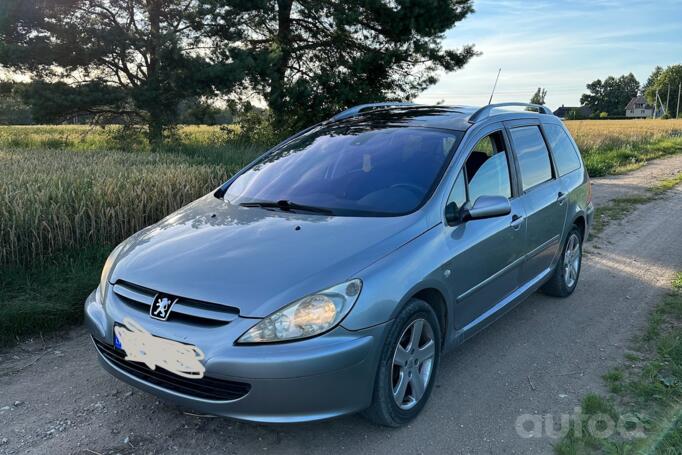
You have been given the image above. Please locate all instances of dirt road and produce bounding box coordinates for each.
[2,156,682,455]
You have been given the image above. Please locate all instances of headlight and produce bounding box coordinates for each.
[237,279,362,343]
[98,243,125,304]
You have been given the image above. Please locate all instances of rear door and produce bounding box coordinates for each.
[506,120,568,282]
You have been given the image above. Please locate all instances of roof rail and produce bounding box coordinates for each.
[468,102,553,123]
[331,102,416,121]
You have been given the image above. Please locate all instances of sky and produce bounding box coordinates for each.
[416,0,682,110]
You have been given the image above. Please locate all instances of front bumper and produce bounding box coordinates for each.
[84,290,389,423]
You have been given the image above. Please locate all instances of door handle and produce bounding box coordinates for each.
[510,214,524,230]
[557,192,568,205]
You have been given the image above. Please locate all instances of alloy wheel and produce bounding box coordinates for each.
[563,233,581,288]
[391,318,436,410]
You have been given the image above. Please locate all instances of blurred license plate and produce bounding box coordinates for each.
[113,318,206,379]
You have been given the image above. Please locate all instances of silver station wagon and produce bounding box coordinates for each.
[85,102,594,427]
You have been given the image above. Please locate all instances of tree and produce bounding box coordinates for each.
[530,87,547,105]
[566,107,588,120]
[204,0,478,132]
[0,0,245,146]
[643,66,663,94]
[177,98,234,124]
[580,73,640,117]
[0,81,33,124]
[644,64,682,118]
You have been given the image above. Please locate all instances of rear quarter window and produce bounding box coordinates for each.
[544,124,582,176]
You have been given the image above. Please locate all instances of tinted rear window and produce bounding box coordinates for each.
[510,126,553,191]
[224,126,463,216]
[544,124,582,176]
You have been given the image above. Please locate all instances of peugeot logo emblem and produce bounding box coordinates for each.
[150,294,178,321]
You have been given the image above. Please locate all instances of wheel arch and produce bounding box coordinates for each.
[572,214,586,240]
[400,285,449,346]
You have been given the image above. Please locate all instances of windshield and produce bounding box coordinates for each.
[224,125,463,216]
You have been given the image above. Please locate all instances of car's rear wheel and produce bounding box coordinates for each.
[363,298,441,427]
[542,225,583,297]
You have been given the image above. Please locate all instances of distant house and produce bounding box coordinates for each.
[625,96,654,118]
[553,105,592,119]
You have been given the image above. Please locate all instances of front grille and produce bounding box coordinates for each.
[112,281,239,326]
[93,337,251,401]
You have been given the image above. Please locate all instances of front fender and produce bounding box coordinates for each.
[341,224,453,331]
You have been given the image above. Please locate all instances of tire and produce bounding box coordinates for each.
[542,225,583,297]
[363,298,441,427]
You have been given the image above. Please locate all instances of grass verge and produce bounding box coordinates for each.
[555,273,682,454]
[581,136,682,177]
[0,245,111,346]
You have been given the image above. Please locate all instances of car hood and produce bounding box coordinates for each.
[110,194,428,317]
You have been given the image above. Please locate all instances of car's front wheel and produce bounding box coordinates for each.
[363,298,441,427]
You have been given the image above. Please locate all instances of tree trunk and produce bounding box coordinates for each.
[148,110,163,149]
[270,0,294,130]
[146,0,163,149]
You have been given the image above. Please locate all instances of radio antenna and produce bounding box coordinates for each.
[488,68,502,105]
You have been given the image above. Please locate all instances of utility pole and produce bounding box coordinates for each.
[677,83,681,119]
[655,89,659,118]
[658,91,667,117]
[666,83,671,116]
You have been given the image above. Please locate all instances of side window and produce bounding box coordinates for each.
[467,132,512,202]
[544,124,582,176]
[510,126,553,191]
[446,131,512,209]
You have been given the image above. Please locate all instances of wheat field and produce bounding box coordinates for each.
[566,119,682,149]
[0,139,261,268]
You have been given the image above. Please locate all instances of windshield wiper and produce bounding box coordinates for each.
[239,200,334,215]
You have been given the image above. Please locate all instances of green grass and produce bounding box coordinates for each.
[580,136,682,177]
[603,369,625,394]
[555,394,622,455]
[0,245,112,346]
[555,274,682,454]
[650,412,682,455]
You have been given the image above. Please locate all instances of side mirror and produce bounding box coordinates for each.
[461,195,511,221]
[444,201,461,225]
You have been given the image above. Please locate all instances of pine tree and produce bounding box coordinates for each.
[0,0,245,146]
[204,0,478,132]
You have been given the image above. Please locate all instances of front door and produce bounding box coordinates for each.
[507,122,568,281]
[443,129,527,330]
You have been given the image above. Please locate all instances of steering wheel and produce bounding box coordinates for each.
[390,183,425,198]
